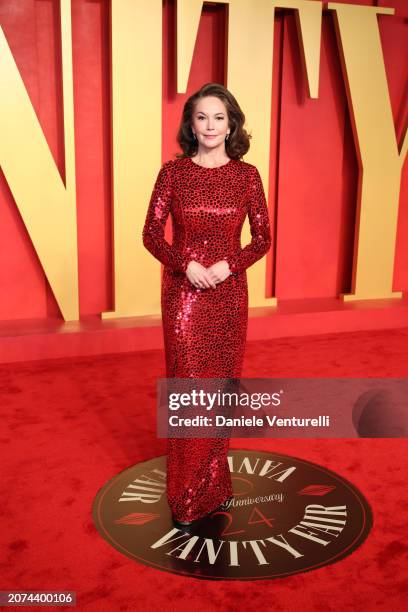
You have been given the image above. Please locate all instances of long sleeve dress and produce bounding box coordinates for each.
[142,155,272,523]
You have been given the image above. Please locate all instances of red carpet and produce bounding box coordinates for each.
[1,327,407,611]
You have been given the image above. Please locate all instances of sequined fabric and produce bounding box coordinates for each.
[142,156,272,522]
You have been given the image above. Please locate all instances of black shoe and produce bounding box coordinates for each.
[172,516,194,528]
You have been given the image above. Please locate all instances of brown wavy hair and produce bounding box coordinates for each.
[175,83,251,160]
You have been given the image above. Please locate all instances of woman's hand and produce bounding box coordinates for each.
[186,261,218,289]
[206,260,231,284]
[186,260,231,289]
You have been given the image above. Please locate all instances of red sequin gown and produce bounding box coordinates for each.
[142,155,272,522]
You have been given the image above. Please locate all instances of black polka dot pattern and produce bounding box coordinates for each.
[142,155,272,522]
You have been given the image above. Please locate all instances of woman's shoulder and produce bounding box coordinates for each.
[232,160,260,180]
[164,156,187,166]
[161,158,177,170]
[238,160,259,171]
[159,157,187,174]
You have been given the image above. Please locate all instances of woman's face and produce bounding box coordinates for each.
[191,96,230,152]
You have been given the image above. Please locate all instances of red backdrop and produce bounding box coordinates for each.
[0,0,406,321]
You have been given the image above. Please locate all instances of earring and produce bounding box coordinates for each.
[225,133,230,141]
[193,133,197,141]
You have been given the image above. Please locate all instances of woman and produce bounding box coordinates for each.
[142,82,272,527]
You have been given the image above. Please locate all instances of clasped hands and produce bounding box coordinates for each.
[186,260,231,289]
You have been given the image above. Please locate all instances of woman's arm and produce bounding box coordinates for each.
[224,165,272,275]
[142,161,189,273]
